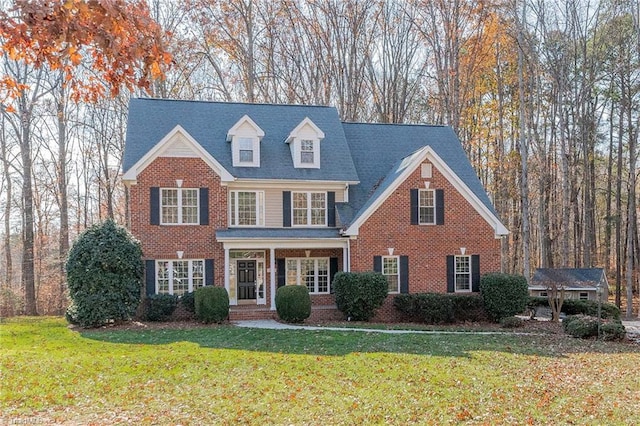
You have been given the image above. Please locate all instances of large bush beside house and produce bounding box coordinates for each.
[275,285,311,323]
[195,286,229,323]
[65,220,143,328]
[480,273,529,322]
[333,272,388,321]
[181,291,196,313]
[145,294,179,321]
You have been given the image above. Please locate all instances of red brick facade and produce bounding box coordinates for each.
[129,154,501,322]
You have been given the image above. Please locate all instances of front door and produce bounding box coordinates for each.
[237,260,256,300]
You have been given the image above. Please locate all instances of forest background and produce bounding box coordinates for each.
[0,0,638,318]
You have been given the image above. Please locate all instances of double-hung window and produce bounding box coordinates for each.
[300,140,315,164]
[238,137,255,163]
[161,188,199,224]
[156,259,204,296]
[455,255,471,292]
[292,191,326,226]
[286,258,330,294]
[419,189,435,224]
[382,256,400,293]
[230,191,264,226]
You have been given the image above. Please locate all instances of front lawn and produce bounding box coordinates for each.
[1,317,639,425]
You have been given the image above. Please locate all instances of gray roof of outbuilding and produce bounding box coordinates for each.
[123,98,359,182]
[531,268,607,288]
[341,123,497,226]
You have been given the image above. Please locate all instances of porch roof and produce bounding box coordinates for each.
[216,228,342,240]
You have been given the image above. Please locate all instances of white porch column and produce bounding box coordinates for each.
[224,248,235,305]
[270,247,276,310]
[344,241,350,272]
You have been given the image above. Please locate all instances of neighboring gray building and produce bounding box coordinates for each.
[530,268,609,301]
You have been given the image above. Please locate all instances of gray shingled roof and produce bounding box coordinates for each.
[341,123,498,226]
[125,99,501,232]
[531,268,607,289]
[123,98,359,182]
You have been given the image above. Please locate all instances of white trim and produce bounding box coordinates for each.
[226,115,265,141]
[155,259,205,295]
[160,187,199,225]
[285,257,331,294]
[227,115,265,168]
[286,117,324,169]
[270,248,276,310]
[418,188,436,225]
[382,255,400,294]
[122,125,234,183]
[343,146,509,237]
[454,255,472,293]
[229,190,265,227]
[219,239,348,250]
[291,191,327,227]
[286,117,325,142]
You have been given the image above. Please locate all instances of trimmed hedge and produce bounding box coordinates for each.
[480,273,529,322]
[333,271,388,321]
[500,316,524,328]
[275,285,311,323]
[195,286,229,324]
[65,219,143,328]
[394,293,486,324]
[145,294,178,321]
[563,315,626,341]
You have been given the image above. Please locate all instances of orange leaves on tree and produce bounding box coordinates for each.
[0,0,172,104]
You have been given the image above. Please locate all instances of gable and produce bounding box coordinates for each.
[122,125,234,183]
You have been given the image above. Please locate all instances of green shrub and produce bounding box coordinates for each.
[145,294,179,321]
[333,272,388,321]
[600,321,626,341]
[181,291,196,313]
[563,315,600,338]
[275,285,311,323]
[195,286,229,324]
[65,303,79,325]
[415,294,455,324]
[500,316,524,328]
[65,220,143,328]
[562,299,621,320]
[448,294,487,322]
[394,293,487,323]
[480,273,529,322]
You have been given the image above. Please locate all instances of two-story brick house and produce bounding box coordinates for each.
[123,98,508,321]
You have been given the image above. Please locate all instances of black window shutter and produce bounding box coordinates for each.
[283,191,291,227]
[327,191,336,227]
[410,189,418,225]
[400,255,409,294]
[277,258,286,288]
[446,255,455,293]
[200,188,209,225]
[436,189,445,225]
[373,256,382,273]
[330,257,339,293]
[471,254,480,292]
[205,259,214,286]
[145,260,156,296]
[150,187,160,225]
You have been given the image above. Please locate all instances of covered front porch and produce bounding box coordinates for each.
[216,229,350,315]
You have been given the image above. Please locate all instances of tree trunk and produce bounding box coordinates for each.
[0,112,12,288]
[20,106,37,315]
[57,86,69,314]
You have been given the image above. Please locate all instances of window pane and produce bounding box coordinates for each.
[161,189,178,224]
[173,261,189,296]
[239,149,253,162]
[301,259,315,293]
[455,256,471,291]
[419,190,435,224]
[293,193,308,225]
[310,193,325,225]
[317,259,329,293]
[157,261,170,294]
[181,189,198,224]
[383,257,399,293]
[192,260,204,290]
[301,140,315,164]
[237,192,257,225]
[286,260,298,285]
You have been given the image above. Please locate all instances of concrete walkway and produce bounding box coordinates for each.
[233,320,538,335]
[234,319,640,339]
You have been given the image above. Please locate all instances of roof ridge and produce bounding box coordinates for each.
[133,97,336,110]
[342,121,447,128]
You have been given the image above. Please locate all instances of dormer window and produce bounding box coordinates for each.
[286,117,324,169]
[227,115,264,167]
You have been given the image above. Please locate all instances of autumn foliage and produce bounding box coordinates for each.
[0,0,171,105]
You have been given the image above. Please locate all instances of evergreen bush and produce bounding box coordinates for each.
[181,291,196,313]
[195,286,229,323]
[275,285,311,323]
[145,294,179,321]
[65,220,143,328]
[500,316,524,328]
[563,314,626,341]
[415,293,455,324]
[333,271,388,321]
[480,273,529,322]
[562,299,621,320]
[394,293,486,323]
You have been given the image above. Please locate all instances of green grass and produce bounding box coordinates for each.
[2,317,639,425]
